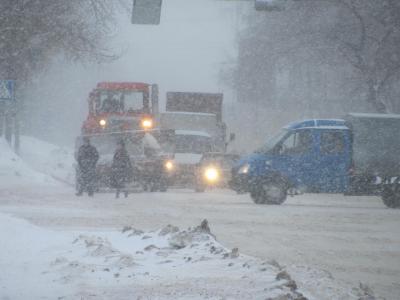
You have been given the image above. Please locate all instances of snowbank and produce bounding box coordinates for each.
[0,138,57,188]
[0,214,305,300]
[0,212,376,300]
[19,136,75,184]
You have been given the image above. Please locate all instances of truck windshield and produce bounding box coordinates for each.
[255,129,288,154]
[175,135,212,154]
[96,90,145,114]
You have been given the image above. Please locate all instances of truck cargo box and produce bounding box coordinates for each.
[166,92,223,121]
[345,113,400,177]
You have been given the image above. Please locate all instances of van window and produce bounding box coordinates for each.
[321,131,345,154]
[281,130,313,155]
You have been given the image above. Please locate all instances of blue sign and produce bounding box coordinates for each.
[0,80,15,101]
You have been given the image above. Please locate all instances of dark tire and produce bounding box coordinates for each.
[382,186,400,208]
[250,179,287,205]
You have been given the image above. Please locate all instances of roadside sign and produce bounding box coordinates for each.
[0,80,15,102]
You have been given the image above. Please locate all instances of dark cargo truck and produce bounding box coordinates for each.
[230,113,400,208]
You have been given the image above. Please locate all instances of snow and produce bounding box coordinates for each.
[175,130,211,138]
[297,126,349,130]
[0,138,57,188]
[19,136,75,184]
[0,135,396,299]
[163,111,217,117]
[0,213,307,300]
[143,132,161,150]
[347,113,400,119]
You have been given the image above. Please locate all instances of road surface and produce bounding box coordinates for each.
[0,187,399,299]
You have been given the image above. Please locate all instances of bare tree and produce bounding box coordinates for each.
[0,0,125,82]
[332,0,400,113]
[227,0,400,116]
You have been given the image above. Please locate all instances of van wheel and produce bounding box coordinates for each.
[251,179,287,205]
[382,186,400,208]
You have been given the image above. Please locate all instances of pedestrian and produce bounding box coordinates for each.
[76,137,99,196]
[111,139,133,198]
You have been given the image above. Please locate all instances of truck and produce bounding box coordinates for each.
[159,92,233,189]
[230,113,400,208]
[75,82,174,193]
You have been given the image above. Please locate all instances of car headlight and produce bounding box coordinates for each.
[238,163,250,174]
[164,160,174,172]
[204,167,219,182]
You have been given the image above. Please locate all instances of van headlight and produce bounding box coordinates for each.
[238,163,250,174]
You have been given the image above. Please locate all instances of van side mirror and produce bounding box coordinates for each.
[132,0,162,25]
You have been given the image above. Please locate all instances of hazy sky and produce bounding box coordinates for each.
[28,0,248,145]
[103,0,239,96]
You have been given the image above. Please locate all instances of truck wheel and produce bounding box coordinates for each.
[251,179,287,205]
[382,186,400,208]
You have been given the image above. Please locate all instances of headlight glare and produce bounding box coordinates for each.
[238,163,250,174]
[141,118,153,129]
[165,160,174,171]
[99,119,107,127]
[204,167,219,182]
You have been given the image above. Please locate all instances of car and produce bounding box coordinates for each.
[194,152,240,192]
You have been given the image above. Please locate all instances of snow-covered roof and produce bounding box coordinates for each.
[163,111,216,117]
[347,113,400,119]
[296,126,349,130]
[175,130,211,138]
[285,119,347,130]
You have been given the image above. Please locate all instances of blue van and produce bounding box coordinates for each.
[230,113,400,208]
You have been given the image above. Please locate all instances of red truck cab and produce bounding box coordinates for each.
[82,82,158,134]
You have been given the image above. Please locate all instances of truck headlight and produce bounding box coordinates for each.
[141,118,153,130]
[204,167,219,182]
[238,163,250,174]
[99,119,107,127]
[164,160,174,172]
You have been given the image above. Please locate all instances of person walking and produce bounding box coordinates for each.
[76,137,99,196]
[111,140,133,198]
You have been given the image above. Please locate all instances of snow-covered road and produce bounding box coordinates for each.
[0,186,398,299]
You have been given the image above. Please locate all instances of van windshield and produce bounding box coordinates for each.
[175,134,212,154]
[255,129,288,154]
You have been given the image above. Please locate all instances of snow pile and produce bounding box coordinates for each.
[53,219,308,299]
[0,138,56,188]
[0,212,377,300]
[19,136,75,184]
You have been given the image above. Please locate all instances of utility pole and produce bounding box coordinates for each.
[0,79,19,153]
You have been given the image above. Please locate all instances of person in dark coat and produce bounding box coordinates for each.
[111,140,133,198]
[76,137,99,196]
